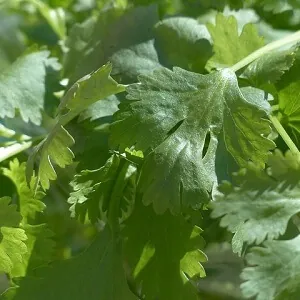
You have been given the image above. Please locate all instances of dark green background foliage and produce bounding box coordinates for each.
[1,0,300,299]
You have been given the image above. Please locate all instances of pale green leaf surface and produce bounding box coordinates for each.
[110,67,274,213]
[4,226,137,300]
[206,14,264,70]
[0,50,49,125]
[241,235,300,300]
[27,63,125,190]
[0,197,27,277]
[122,200,207,300]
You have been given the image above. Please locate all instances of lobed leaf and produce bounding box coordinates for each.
[110,67,274,213]
[0,50,50,125]
[206,13,264,70]
[241,235,300,300]
[26,63,125,190]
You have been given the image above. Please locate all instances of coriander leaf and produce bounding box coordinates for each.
[69,153,137,224]
[110,67,274,213]
[4,227,137,300]
[206,13,264,70]
[240,47,296,90]
[154,17,213,73]
[0,50,49,125]
[122,199,207,300]
[0,197,27,278]
[65,5,160,85]
[27,63,125,190]
[211,179,300,250]
[241,235,300,300]
[2,159,45,223]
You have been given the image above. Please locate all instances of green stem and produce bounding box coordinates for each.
[231,30,300,72]
[269,115,300,155]
[0,141,32,163]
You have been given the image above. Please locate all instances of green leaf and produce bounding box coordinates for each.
[68,153,138,224]
[122,199,207,300]
[0,12,25,69]
[241,235,300,300]
[212,183,300,249]
[206,13,264,70]
[154,17,213,73]
[21,224,55,273]
[0,197,27,278]
[2,159,45,222]
[0,50,50,125]
[276,51,300,140]
[4,226,137,300]
[64,6,160,85]
[27,63,125,190]
[110,67,274,213]
[211,150,300,255]
[241,47,296,89]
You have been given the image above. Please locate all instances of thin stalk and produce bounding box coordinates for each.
[269,115,300,155]
[0,141,32,163]
[231,30,300,72]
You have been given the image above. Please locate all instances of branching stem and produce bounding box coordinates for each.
[231,30,300,72]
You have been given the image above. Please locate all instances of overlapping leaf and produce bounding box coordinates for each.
[110,67,274,213]
[211,150,300,255]
[27,63,125,190]
[206,13,264,70]
[2,159,45,222]
[69,153,139,223]
[0,197,27,277]
[122,199,207,300]
[154,17,213,72]
[3,227,137,300]
[241,235,300,300]
[0,50,50,125]
[1,159,55,279]
[241,47,297,90]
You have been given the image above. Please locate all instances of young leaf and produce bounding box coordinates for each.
[26,63,125,190]
[206,13,264,70]
[3,226,137,300]
[110,67,274,213]
[0,50,50,125]
[0,197,27,278]
[122,199,207,300]
[241,235,300,300]
[2,159,45,222]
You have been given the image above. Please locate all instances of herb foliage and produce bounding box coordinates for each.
[1,1,300,299]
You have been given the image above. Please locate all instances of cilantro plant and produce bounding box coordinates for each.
[2,0,300,299]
